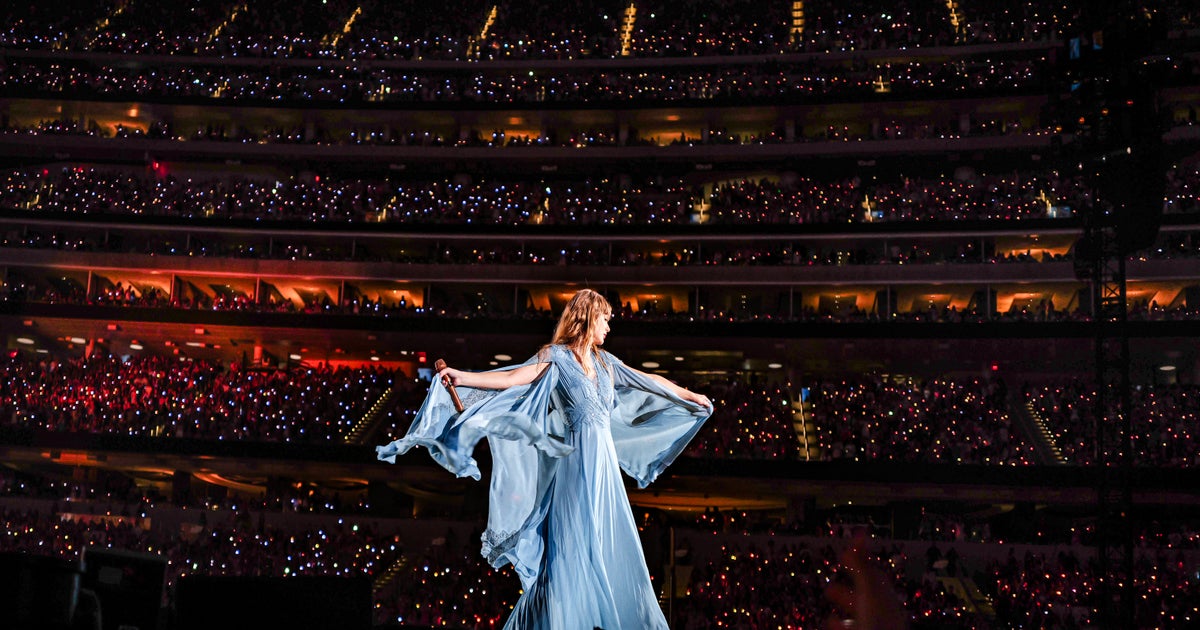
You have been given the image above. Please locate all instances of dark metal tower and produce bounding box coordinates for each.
[1082,212,1134,629]
[1064,2,1166,626]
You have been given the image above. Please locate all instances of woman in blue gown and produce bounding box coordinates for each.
[377,289,713,629]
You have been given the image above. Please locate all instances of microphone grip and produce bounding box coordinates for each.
[434,359,465,413]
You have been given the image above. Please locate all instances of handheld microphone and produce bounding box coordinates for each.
[434,359,465,413]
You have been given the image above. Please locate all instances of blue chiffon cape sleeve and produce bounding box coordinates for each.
[375,354,570,479]
[375,349,711,585]
[604,351,713,488]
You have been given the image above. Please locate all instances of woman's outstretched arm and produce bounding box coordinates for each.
[627,365,713,410]
[436,361,549,391]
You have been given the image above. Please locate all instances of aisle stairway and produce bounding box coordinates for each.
[792,391,818,461]
[373,555,410,592]
[620,3,637,56]
[345,386,401,445]
[959,576,997,617]
[933,575,998,619]
[466,5,499,58]
[1007,390,1068,465]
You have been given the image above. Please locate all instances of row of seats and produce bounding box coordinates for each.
[7,164,1191,225]
[3,496,1196,630]
[6,352,1200,467]
[0,55,1060,103]
[2,0,1146,59]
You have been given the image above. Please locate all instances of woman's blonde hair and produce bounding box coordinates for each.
[541,289,612,362]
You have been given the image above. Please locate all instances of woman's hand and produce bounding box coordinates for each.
[436,366,465,388]
[435,365,468,412]
[681,389,713,411]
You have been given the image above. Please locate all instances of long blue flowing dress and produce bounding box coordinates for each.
[377,345,712,629]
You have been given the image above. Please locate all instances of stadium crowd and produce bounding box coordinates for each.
[1,0,1143,59]
[809,374,1037,464]
[0,164,1160,225]
[0,353,403,442]
[0,1,1197,628]
[1024,380,1200,467]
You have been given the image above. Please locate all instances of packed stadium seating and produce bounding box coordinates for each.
[2,1,1199,628]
